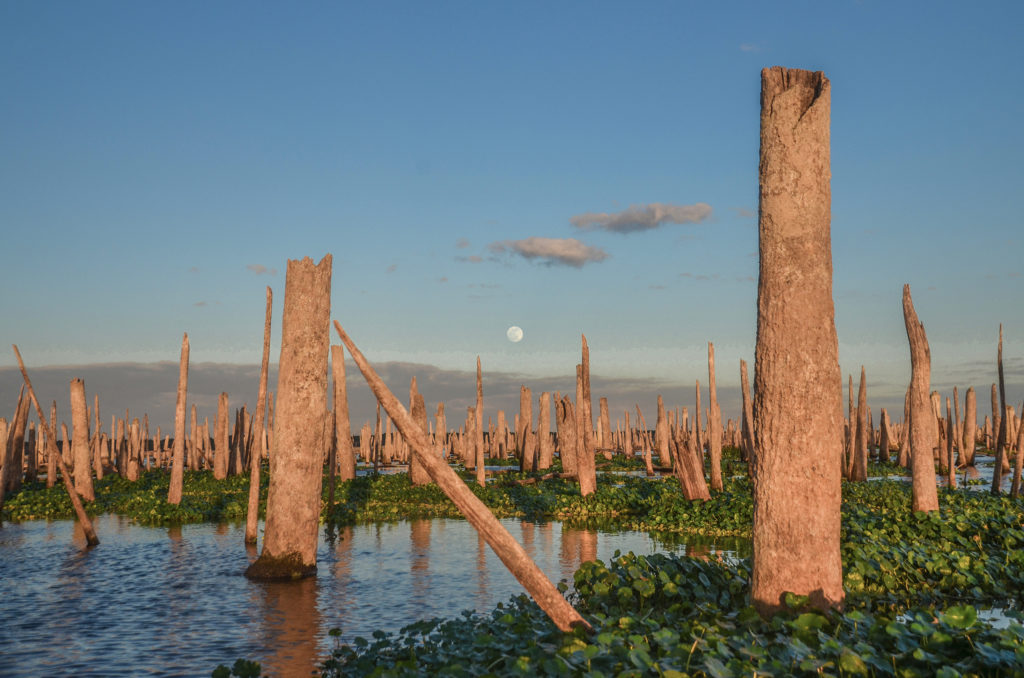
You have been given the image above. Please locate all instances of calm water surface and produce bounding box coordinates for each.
[0,515,746,677]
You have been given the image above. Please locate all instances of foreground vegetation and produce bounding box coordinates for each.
[4,453,1024,676]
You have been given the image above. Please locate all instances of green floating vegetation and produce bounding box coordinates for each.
[1,469,267,525]
[314,551,1024,677]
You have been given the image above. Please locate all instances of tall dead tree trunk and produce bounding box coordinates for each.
[903,285,940,512]
[992,325,1008,494]
[740,359,755,477]
[167,333,190,505]
[246,255,331,578]
[707,342,724,491]
[475,356,485,471]
[331,345,356,483]
[69,379,95,501]
[538,392,552,470]
[557,396,578,475]
[852,366,868,481]
[214,392,230,480]
[752,67,844,615]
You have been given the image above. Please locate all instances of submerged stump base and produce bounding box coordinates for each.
[245,552,317,580]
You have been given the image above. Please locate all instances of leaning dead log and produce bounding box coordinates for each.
[334,320,591,633]
[13,345,99,546]
[752,67,844,615]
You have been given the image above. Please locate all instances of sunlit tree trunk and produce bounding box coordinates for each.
[752,67,844,615]
[246,256,331,577]
[903,285,940,512]
[167,333,189,505]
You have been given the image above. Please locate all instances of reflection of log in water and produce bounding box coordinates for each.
[254,578,322,678]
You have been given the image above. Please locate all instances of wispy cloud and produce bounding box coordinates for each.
[456,254,485,264]
[246,264,278,276]
[740,43,760,52]
[570,202,712,233]
[194,301,207,307]
[188,266,200,273]
[386,263,397,273]
[488,237,609,268]
[731,206,755,218]
[456,238,471,249]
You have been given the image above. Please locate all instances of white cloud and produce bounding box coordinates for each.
[570,202,712,233]
[488,237,609,268]
[246,264,277,276]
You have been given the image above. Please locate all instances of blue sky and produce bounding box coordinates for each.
[1,1,1021,429]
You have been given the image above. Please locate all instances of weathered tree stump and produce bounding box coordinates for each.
[167,333,190,505]
[246,256,331,578]
[903,285,940,512]
[752,66,844,615]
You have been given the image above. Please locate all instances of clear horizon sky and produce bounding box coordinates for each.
[2,1,1022,431]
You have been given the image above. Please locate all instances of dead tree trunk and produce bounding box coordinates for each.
[334,321,591,633]
[740,359,755,478]
[214,392,230,480]
[963,387,977,466]
[246,256,331,578]
[69,379,95,501]
[475,356,485,471]
[903,285,940,512]
[557,396,578,476]
[13,346,99,546]
[852,366,868,481]
[167,333,190,505]
[992,325,1008,494]
[752,67,844,615]
[707,342,724,491]
[331,345,356,483]
[538,392,553,470]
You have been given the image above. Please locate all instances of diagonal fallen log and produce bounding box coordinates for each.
[333,320,591,633]
[13,345,99,546]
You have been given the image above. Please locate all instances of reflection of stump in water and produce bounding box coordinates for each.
[475,533,489,612]
[687,541,712,562]
[560,526,598,581]
[410,520,431,616]
[257,578,321,678]
[520,521,536,560]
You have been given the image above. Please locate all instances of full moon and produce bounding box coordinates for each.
[506,326,523,343]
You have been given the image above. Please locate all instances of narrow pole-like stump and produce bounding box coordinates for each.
[963,387,977,467]
[852,366,868,481]
[167,333,190,505]
[707,342,724,490]
[214,392,230,480]
[475,356,485,472]
[246,257,331,577]
[331,345,356,483]
[334,321,590,632]
[752,67,844,615]
[903,285,940,512]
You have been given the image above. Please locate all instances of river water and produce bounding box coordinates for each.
[0,515,746,677]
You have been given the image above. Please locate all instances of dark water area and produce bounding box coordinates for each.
[0,516,746,677]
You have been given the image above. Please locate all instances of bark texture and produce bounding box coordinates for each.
[245,288,271,547]
[752,67,844,615]
[903,284,940,511]
[167,334,190,505]
[247,256,331,578]
[70,378,95,501]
